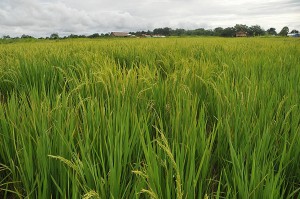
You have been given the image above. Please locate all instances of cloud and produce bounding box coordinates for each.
[0,0,149,36]
[0,0,299,37]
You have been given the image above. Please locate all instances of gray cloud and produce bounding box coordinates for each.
[0,0,299,37]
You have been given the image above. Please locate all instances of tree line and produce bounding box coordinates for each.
[1,33,111,40]
[1,24,299,40]
[134,25,298,37]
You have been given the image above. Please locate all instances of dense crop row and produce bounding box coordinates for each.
[0,37,300,198]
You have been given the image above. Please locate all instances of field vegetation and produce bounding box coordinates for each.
[0,37,300,198]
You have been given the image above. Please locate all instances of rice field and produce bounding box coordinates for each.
[0,37,300,198]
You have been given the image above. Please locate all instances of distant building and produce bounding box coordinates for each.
[236,31,247,37]
[287,33,300,37]
[110,32,134,37]
[152,34,166,38]
[141,34,151,38]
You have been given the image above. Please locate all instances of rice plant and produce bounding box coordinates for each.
[0,37,299,198]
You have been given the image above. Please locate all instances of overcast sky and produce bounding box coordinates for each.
[0,0,299,37]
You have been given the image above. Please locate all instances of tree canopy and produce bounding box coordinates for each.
[279,26,289,36]
[1,25,295,39]
[267,28,277,35]
[290,29,299,34]
[50,33,59,39]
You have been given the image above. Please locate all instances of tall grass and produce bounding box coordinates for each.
[0,37,300,198]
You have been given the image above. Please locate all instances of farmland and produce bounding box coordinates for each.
[0,37,300,198]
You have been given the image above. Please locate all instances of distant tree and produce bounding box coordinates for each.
[172,28,186,36]
[153,28,161,35]
[88,33,100,38]
[68,34,79,38]
[194,28,213,36]
[153,27,172,36]
[109,24,281,38]
[206,29,214,36]
[214,27,224,36]
[50,33,59,39]
[21,34,34,39]
[2,35,10,39]
[194,28,206,35]
[290,29,299,33]
[129,31,137,35]
[185,30,194,36]
[267,28,277,35]
[279,26,289,36]
[163,27,172,36]
[221,27,236,37]
[234,24,249,32]
[130,31,145,36]
[248,25,265,36]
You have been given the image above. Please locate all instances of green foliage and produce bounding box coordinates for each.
[290,29,299,34]
[221,27,236,37]
[234,24,249,32]
[279,26,290,36]
[0,38,300,198]
[50,33,60,40]
[267,28,277,35]
[153,27,172,36]
[248,25,265,36]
